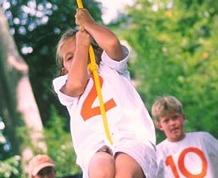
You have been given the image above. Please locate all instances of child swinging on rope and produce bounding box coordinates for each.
[53,8,157,178]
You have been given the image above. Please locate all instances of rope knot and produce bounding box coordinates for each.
[88,63,98,72]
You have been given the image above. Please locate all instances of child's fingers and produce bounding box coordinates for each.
[76,8,83,10]
[76,8,89,17]
[76,8,85,15]
[75,9,85,25]
[76,8,87,12]
[77,29,89,37]
[76,30,91,47]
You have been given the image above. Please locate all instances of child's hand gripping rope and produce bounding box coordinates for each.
[75,0,113,145]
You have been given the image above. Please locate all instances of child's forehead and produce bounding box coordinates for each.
[63,37,75,45]
[60,38,76,52]
[160,111,181,119]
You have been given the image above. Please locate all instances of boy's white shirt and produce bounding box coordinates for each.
[156,132,218,178]
[53,46,156,169]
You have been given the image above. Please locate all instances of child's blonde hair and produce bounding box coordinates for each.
[151,96,184,122]
[56,28,103,75]
[56,29,78,74]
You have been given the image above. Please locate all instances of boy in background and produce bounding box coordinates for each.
[151,96,218,178]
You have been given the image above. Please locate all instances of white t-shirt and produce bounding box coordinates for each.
[156,132,218,178]
[53,46,156,168]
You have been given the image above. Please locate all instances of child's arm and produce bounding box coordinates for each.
[75,9,125,61]
[61,30,90,97]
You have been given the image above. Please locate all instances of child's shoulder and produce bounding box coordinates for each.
[52,75,68,93]
[156,138,168,150]
[187,131,211,138]
[186,131,216,145]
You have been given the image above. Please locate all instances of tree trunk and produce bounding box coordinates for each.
[0,8,47,170]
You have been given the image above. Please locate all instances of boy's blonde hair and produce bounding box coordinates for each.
[151,96,184,122]
[56,28,103,75]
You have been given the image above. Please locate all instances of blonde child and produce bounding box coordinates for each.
[152,96,218,178]
[53,9,157,178]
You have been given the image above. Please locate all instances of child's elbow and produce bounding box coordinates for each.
[72,85,86,96]
[108,37,120,48]
[106,38,124,60]
[63,82,86,97]
[71,81,87,96]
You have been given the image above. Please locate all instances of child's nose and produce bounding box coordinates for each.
[169,118,176,125]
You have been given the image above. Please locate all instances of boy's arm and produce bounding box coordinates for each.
[75,9,125,61]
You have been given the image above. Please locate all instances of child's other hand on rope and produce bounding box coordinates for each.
[76,29,91,49]
[75,8,95,29]
[75,8,124,61]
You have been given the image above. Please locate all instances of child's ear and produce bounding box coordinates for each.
[155,120,163,131]
[60,67,68,75]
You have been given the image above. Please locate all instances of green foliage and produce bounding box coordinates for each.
[45,107,81,177]
[119,0,218,142]
[4,0,102,124]
[15,125,32,150]
[0,155,21,178]
[1,1,103,176]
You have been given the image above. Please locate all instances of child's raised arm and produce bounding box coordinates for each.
[75,8,125,61]
[60,30,91,97]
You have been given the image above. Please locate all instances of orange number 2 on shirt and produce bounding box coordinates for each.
[81,76,117,121]
[165,147,208,178]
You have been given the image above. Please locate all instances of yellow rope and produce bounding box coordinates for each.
[76,0,83,8]
[76,0,113,145]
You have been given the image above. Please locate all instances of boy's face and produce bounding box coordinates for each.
[157,112,185,142]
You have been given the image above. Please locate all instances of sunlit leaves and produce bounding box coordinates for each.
[120,0,218,140]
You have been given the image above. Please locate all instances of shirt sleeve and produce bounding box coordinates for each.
[100,45,130,76]
[52,75,78,106]
[203,132,218,154]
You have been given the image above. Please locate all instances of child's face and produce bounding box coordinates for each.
[157,112,185,142]
[60,38,76,74]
